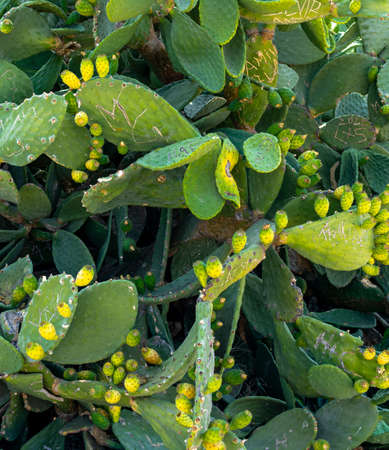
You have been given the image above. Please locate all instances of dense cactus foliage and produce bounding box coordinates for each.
[1,0,389,448]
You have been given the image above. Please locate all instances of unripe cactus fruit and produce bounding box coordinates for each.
[222,356,235,369]
[313,439,330,450]
[377,350,389,366]
[298,150,318,164]
[277,87,296,106]
[176,412,193,428]
[104,389,121,404]
[90,122,103,136]
[206,256,223,278]
[125,359,138,372]
[89,148,103,160]
[124,374,141,393]
[351,181,363,194]
[80,58,94,81]
[375,222,389,235]
[290,134,307,150]
[187,366,195,381]
[96,54,110,78]
[126,329,141,347]
[300,159,322,176]
[363,347,376,360]
[229,410,253,430]
[113,366,126,385]
[267,122,284,136]
[362,264,380,276]
[348,0,361,14]
[63,368,77,380]
[314,195,330,218]
[214,340,221,350]
[357,194,371,215]
[38,322,58,340]
[340,189,354,211]
[91,409,110,430]
[61,70,81,90]
[75,265,94,286]
[193,260,208,287]
[123,237,136,253]
[85,159,100,171]
[0,18,13,34]
[204,374,222,394]
[101,155,111,167]
[74,111,89,127]
[22,274,38,295]
[90,136,104,149]
[368,65,379,83]
[77,370,97,380]
[144,272,155,291]
[361,217,377,230]
[373,245,388,261]
[26,342,45,361]
[259,224,274,246]
[141,347,162,365]
[231,229,247,253]
[120,218,133,233]
[212,297,226,311]
[223,369,247,385]
[57,302,72,318]
[111,351,125,367]
[65,92,78,113]
[275,210,288,232]
[380,105,389,116]
[333,185,345,200]
[109,405,121,423]
[211,320,223,331]
[12,286,26,304]
[71,170,88,183]
[354,379,369,394]
[75,0,94,16]
[177,383,195,399]
[210,419,229,435]
[117,141,128,155]
[132,276,144,294]
[103,361,115,377]
[268,89,282,108]
[297,175,311,188]
[175,394,193,413]
[375,233,389,245]
[202,427,223,444]
[376,209,389,222]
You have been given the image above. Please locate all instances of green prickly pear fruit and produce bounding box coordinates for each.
[90,136,104,149]
[75,265,94,286]
[144,272,155,291]
[109,53,119,75]
[61,70,81,90]
[376,209,389,222]
[123,237,136,253]
[133,276,145,294]
[354,379,369,394]
[96,54,110,78]
[333,185,346,200]
[74,110,89,127]
[238,78,253,100]
[212,391,223,401]
[214,357,222,368]
[80,58,94,82]
[380,190,389,205]
[22,274,38,295]
[120,218,133,232]
[126,329,141,347]
[381,105,389,116]
[39,322,58,341]
[373,245,388,261]
[125,359,138,372]
[297,150,318,164]
[214,340,221,350]
[352,181,364,194]
[212,297,226,311]
[259,224,274,246]
[26,342,45,361]
[300,159,322,176]
[231,229,247,253]
[278,128,296,141]
[187,366,195,381]
[275,210,288,232]
[340,188,354,211]
[375,221,389,235]
[277,87,295,105]
[266,122,284,136]
[113,366,126,385]
[202,427,223,444]
[361,217,376,230]
[90,122,102,136]
[89,148,103,159]
[314,195,330,218]
[124,374,140,393]
[103,361,115,377]
[210,419,229,435]
[65,91,78,113]
[290,134,307,150]
[142,347,162,365]
[193,260,208,287]
[309,173,321,188]
[348,0,361,14]
[12,286,26,304]
[85,159,100,171]
[206,256,223,278]
[229,410,253,430]
[177,383,195,399]
[75,0,94,16]
[91,409,110,430]
[377,350,389,366]
[368,65,379,83]
[220,384,232,395]
[211,320,223,331]
[71,170,88,183]
[111,351,125,367]
[63,368,77,380]
[77,370,97,381]
[297,175,311,188]
[0,18,13,34]
[204,374,222,394]
[108,405,121,423]
[176,412,193,428]
[313,439,330,450]
[268,89,282,108]
[99,153,109,163]
[363,347,376,360]
[357,194,371,215]
[222,356,235,369]
[117,141,128,155]
[362,264,380,276]
[104,389,121,404]
[175,394,193,413]
[223,369,247,386]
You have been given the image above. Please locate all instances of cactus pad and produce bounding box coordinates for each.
[308,364,357,399]
[0,60,33,104]
[0,257,33,306]
[243,133,282,174]
[0,336,23,374]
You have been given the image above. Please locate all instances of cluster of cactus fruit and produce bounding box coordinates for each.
[2,0,389,448]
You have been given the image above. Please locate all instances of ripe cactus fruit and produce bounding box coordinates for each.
[12,286,26,304]
[141,347,162,365]
[376,209,389,222]
[268,89,282,108]
[212,297,226,311]
[75,265,94,287]
[259,224,274,246]
[96,54,110,78]
[175,394,193,413]
[57,302,72,318]
[38,322,58,341]
[362,264,380,276]
[109,405,121,423]
[85,159,100,171]
[74,111,89,127]
[71,170,88,183]
[377,350,389,366]
[314,195,330,218]
[313,439,330,450]
[176,412,193,428]
[203,442,226,450]
[361,217,377,230]
[103,361,114,377]
[373,245,388,261]
[26,342,45,361]
[357,194,371,215]
[223,369,247,385]
[349,0,361,14]
[193,260,208,287]
[22,274,38,295]
[204,374,222,394]
[124,374,140,393]
[333,185,346,200]
[229,410,253,430]
[104,389,121,404]
[80,58,94,81]
[340,189,354,211]
[363,347,376,361]
[275,210,288,232]
[126,329,141,347]
[125,359,138,372]
[61,70,81,90]
[177,383,195,400]
[354,379,369,394]
[0,18,13,34]
[375,222,389,235]
[231,229,247,253]
[75,0,94,16]
[202,427,223,444]
[206,256,223,278]
[111,351,125,367]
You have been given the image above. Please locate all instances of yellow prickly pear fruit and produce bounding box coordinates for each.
[203,427,224,444]
[104,389,121,404]
[103,361,114,377]
[175,394,193,413]
[26,342,45,361]
[111,351,125,367]
[204,374,222,395]
[90,122,103,136]
[80,58,94,81]
[361,216,376,230]
[333,185,345,200]
[176,412,193,428]
[363,347,376,360]
[85,159,100,171]
[231,229,247,253]
[290,134,307,150]
[57,302,72,318]
[108,405,121,423]
[61,70,81,90]
[340,188,354,211]
[141,347,162,365]
[275,210,288,233]
[229,410,253,430]
[193,260,208,287]
[313,439,330,450]
[373,245,388,261]
[357,194,371,215]
[74,110,88,127]
[376,209,389,222]
[378,350,389,366]
[354,379,369,394]
[349,0,361,14]
[75,265,94,287]
[125,359,138,372]
[351,181,363,194]
[362,264,380,276]
[96,54,110,78]
[259,224,274,246]
[314,195,330,218]
[206,256,223,279]
[375,221,389,235]
[124,374,140,393]
[71,170,88,183]
[126,329,140,347]
[0,18,13,34]
[210,419,229,435]
[203,442,226,450]
[176,383,195,399]
[75,0,94,16]
[38,322,58,340]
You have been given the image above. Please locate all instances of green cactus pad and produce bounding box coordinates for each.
[215,137,241,208]
[358,17,389,55]
[18,274,78,358]
[335,93,369,118]
[222,22,246,78]
[315,397,378,450]
[18,184,51,221]
[47,279,138,364]
[106,0,153,22]
[283,210,374,271]
[308,364,357,399]
[243,132,282,174]
[175,0,198,11]
[336,0,389,17]
[0,169,18,204]
[76,77,198,151]
[246,408,317,449]
[0,60,33,104]
[360,149,389,193]
[319,115,376,150]
[199,0,239,45]
[0,257,33,306]
[170,10,225,93]
[312,308,376,328]
[0,336,23,374]
[136,134,221,171]
[0,93,67,166]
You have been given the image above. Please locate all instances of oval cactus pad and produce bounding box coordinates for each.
[243,132,282,173]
